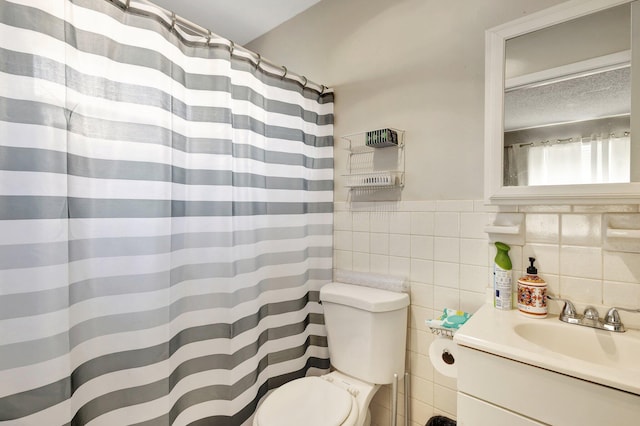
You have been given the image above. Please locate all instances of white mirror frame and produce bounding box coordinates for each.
[485,0,640,205]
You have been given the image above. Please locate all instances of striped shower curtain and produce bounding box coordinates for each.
[0,0,333,424]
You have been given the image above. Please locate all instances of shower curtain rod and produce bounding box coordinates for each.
[107,0,333,95]
[507,131,631,149]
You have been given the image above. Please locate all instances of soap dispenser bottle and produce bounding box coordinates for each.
[517,257,547,318]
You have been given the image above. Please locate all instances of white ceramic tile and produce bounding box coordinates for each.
[334,211,352,231]
[572,204,638,213]
[389,256,411,277]
[543,274,560,299]
[525,213,560,243]
[434,237,459,263]
[460,290,486,313]
[333,201,349,212]
[370,254,390,275]
[410,399,434,426]
[389,212,411,234]
[390,234,411,258]
[473,199,490,212]
[519,205,571,213]
[352,211,370,232]
[334,250,352,270]
[561,214,602,246]
[522,243,560,275]
[434,286,459,311]
[410,351,434,381]
[410,259,434,284]
[350,201,376,212]
[560,276,603,304]
[434,212,460,237]
[370,233,389,255]
[460,212,488,239]
[411,212,435,236]
[411,375,434,404]
[436,200,474,212]
[352,231,370,253]
[371,403,391,426]
[560,246,602,279]
[409,328,430,355]
[460,238,489,267]
[372,384,390,408]
[434,262,459,289]
[410,305,431,332]
[352,252,370,272]
[433,365,457,390]
[410,281,434,308]
[603,251,640,283]
[603,280,640,309]
[434,384,457,415]
[459,264,489,292]
[411,235,434,260]
[369,212,391,233]
[334,230,352,251]
[404,200,436,212]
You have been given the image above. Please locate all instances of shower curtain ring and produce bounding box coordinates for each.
[301,76,308,88]
[206,30,212,46]
[255,54,262,69]
[281,66,288,80]
[229,41,235,55]
[320,85,326,95]
[170,12,176,30]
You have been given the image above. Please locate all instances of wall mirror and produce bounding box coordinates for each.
[485,0,640,204]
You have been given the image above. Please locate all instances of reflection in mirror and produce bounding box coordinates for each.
[503,4,632,187]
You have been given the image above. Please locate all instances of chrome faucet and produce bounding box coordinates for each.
[546,295,630,332]
[604,306,640,332]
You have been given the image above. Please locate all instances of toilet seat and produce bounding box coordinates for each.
[255,376,357,426]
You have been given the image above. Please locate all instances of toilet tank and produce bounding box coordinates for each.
[320,282,409,385]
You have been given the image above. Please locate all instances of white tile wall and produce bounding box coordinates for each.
[334,200,640,426]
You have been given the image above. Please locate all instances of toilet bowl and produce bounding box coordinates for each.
[253,371,378,426]
[253,281,409,426]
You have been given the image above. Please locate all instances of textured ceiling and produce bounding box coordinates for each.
[148,0,322,45]
[504,67,631,132]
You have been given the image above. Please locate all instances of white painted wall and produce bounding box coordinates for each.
[248,0,564,202]
[248,1,640,425]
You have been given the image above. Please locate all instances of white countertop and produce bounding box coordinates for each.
[453,303,640,396]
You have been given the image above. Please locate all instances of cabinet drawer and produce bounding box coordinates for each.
[458,393,544,426]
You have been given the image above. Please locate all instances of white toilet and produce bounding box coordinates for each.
[253,281,409,426]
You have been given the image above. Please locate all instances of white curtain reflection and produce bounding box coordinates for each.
[506,134,630,186]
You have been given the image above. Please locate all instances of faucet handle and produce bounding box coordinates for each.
[583,306,600,323]
[547,295,578,319]
[604,307,626,332]
[605,307,622,325]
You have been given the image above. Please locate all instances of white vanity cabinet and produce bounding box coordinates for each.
[456,344,640,426]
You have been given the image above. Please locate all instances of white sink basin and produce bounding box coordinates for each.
[454,304,640,396]
[514,321,640,372]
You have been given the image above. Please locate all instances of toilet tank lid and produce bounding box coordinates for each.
[320,282,409,312]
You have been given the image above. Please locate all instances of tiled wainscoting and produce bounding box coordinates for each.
[333,200,640,426]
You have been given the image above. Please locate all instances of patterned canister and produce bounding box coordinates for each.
[517,257,547,318]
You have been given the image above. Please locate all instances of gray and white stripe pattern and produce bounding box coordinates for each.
[0,0,333,424]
